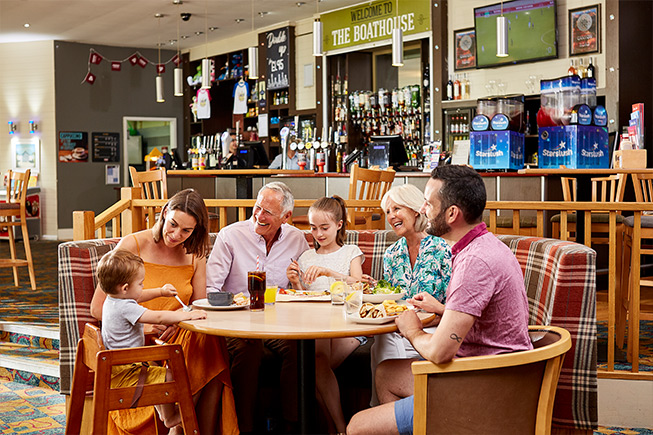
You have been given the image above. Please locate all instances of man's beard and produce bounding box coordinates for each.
[426,206,451,237]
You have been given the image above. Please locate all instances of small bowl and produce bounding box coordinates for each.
[208,292,234,306]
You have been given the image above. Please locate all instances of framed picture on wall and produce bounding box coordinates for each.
[569,4,600,55]
[454,28,476,70]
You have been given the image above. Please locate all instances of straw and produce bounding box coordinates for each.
[256,255,260,271]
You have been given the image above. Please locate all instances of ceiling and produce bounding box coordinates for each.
[0,0,359,50]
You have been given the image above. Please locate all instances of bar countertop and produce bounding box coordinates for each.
[168,169,541,177]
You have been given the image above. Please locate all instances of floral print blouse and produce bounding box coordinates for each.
[383,235,452,303]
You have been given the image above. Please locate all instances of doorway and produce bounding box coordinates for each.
[122,116,177,186]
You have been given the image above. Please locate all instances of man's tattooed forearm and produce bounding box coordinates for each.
[450,333,462,343]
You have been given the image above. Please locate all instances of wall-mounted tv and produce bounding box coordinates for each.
[474,0,558,68]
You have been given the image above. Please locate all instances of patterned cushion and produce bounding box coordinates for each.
[497,235,597,431]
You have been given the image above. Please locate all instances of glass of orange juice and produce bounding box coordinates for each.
[265,285,278,304]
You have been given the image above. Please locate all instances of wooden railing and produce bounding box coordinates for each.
[72,190,653,379]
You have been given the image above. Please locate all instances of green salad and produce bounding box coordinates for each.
[373,279,402,294]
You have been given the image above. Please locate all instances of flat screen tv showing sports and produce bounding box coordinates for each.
[474,0,558,68]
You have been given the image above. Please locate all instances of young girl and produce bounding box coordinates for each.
[286,195,364,434]
[97,249,207,435]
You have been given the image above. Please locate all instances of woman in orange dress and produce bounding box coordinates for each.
[91,188,238,435]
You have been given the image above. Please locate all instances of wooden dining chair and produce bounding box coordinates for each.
[551,174,627,242]
[291,165,396,230]
[0,169,36,290]
[129,166,219,232]
[129,166,167,229]
[66,323,199,435]
[412,325,571,435]
[618,173,653,368]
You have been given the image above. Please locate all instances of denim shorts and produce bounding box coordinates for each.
[394,395,414,435]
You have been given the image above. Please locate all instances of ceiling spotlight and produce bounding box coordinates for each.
[195,31,204,35]
[24,23,30,28]
[209,26,219,31]
[181,35,189,39]
[258,11,269,17]
[172,0,183,4]
[296,2,306,6]
[235,18,245,23]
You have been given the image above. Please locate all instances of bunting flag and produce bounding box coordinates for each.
[81,48,180,85]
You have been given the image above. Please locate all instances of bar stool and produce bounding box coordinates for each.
[65,323,199,434]
[0,169,36,290]
[619,173,653,369]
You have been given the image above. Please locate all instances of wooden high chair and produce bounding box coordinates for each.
[0,169,36,290]
[66,323,199,435]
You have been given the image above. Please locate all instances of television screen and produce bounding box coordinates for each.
[369,135,408,170]
[474,0,557,68]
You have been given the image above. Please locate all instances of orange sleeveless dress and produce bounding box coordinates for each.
[107,238,239,435]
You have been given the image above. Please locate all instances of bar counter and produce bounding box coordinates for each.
[166,169,546,207]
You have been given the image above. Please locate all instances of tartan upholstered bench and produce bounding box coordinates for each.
[58,231,597,432]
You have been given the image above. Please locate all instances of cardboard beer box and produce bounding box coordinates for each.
[469,131,524,170]
[538,125,609,169]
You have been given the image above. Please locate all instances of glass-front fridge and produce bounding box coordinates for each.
[443,107,474,154]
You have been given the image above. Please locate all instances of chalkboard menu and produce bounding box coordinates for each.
[92,132,120,162]
[266,27,290,90]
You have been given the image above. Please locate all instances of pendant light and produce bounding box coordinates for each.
[155,14,165,102]
[496,1,508,57]
[313,0,322,56]
[391,0,403,67]
[200,0,211,89]
[248,0,259,79]
[174,1,184,96]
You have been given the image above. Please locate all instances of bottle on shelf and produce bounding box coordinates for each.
[446,75,454,101]
[462,74,470,100]
[568,59,577,76]
[453,75,461,100]
[577,58,586,78]
[586,56,596,80]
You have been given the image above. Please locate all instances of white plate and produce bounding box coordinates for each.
[276,291,330,302]
[192,298,248,310]
[363,291,406,303]
[347,313,399,324]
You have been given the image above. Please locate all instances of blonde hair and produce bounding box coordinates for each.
[97,249,144,295]
[380,184,427,233]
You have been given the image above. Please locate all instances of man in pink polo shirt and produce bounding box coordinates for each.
[348,165,532,435]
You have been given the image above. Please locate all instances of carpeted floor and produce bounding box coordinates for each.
[0,240,59,324]
[0,381,65,434]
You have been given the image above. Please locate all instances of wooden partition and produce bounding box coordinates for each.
[72,193,653,378]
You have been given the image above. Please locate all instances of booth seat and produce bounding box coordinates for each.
[58,230,597,432]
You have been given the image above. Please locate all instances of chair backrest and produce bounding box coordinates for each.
[347,165,396,229]
[560,177,577,202]
[412,325,571,435]
[631,173,653,203]
[5,169,30,206]
[591,174,626,203]
[129,166,168,200]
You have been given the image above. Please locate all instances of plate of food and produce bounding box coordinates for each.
[362,279,406,303]
[275,288,331,302]
[348,300,410,324]
[192,292,249,310]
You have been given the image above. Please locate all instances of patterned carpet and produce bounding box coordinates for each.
[0,240,59,324]
[597,320,653,371]
[0,381,65,434]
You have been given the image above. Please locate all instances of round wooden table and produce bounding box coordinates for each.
[180,301,435,434]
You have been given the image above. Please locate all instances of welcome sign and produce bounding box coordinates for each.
[321,0,431,52]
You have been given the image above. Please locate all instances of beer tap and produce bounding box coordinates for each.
[280,127,290,170]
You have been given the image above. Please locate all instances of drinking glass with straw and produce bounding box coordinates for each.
[248,255,266,311]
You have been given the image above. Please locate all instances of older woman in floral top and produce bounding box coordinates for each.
[369,183,452,405]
